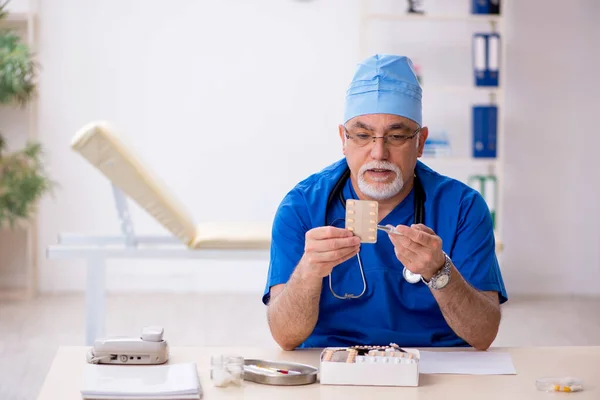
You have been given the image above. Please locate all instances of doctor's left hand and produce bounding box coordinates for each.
[387,224,446,281]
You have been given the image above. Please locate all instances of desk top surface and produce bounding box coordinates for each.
[37,345,600,399]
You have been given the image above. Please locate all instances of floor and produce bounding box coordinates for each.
[1,293,600,400]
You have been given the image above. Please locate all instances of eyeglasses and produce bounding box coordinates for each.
[343,126,421,148]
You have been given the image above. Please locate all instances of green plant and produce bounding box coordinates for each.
[0,0,53,228]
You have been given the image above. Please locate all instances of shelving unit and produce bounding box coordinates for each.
[0,2,40,300]
[421,85,503,95]
[363,12,502,23]
[358,1,506,254]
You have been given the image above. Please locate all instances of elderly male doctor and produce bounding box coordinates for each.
[262,54,507,351]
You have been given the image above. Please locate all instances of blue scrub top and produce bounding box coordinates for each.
[262,158,507,349]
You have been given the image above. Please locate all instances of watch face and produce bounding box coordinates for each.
[403,268,422,284]
[435,274,450,288]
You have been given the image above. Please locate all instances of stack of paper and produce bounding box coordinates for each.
[81,362,202,399]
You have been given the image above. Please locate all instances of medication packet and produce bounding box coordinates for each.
[536,377,583,393]
[345,200,378,243]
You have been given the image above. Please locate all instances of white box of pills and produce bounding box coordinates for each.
[319,346,420,387]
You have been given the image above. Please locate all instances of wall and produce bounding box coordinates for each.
[3,0,33,13]
[29,0,600,296]
[501,0,600,295]
[35,0,361,294]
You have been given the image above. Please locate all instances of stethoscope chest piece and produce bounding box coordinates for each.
[402,267,422,284]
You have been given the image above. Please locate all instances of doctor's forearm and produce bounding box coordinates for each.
[431,265,501,350]
[266,266,323,351]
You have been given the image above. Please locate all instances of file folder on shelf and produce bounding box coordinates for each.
[472,105,497,158]
[471,0,501,15]
[472,33,500,87]
[489,0,500,14]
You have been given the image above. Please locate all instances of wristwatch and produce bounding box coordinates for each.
[421,251,452,290]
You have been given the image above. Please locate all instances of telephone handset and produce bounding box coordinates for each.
[86,326,169,365]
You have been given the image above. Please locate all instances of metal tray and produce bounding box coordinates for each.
[243,359,318,386]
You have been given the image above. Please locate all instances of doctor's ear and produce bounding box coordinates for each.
[416,126,428,156]
[338,124,347,153]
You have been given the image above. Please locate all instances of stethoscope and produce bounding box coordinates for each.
[325,167,425,300]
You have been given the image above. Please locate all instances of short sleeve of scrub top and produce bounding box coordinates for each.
[449,187,507,303]
[262,189,310,305]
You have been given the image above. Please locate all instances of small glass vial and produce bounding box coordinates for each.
[211,355,244,388]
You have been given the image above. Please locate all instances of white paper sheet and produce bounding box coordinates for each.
[81,362,202,399]
[419,351,517,375]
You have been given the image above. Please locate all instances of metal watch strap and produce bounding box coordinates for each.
[421,252,451,289]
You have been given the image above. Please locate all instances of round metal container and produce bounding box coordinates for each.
[243,359,318,386]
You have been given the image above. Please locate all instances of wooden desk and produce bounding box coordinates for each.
[37,346,600,399]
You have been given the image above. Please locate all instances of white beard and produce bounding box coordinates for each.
[357,161,404,200]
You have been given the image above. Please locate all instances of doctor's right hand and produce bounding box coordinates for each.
[297,227,361,280]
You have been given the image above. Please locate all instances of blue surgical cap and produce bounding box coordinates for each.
[343,54,422,126]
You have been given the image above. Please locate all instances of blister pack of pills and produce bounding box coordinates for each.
[345,199,378,243]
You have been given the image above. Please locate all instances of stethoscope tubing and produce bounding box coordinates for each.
[324,168,425,299]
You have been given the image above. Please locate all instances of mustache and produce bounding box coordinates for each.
[359,161,401,175]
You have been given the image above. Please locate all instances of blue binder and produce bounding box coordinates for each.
[471,0,490,14]
[472,105,497,158]
[471,0,500,14]
[473,33,500,87]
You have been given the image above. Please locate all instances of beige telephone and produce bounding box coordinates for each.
[86,326,169,365]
